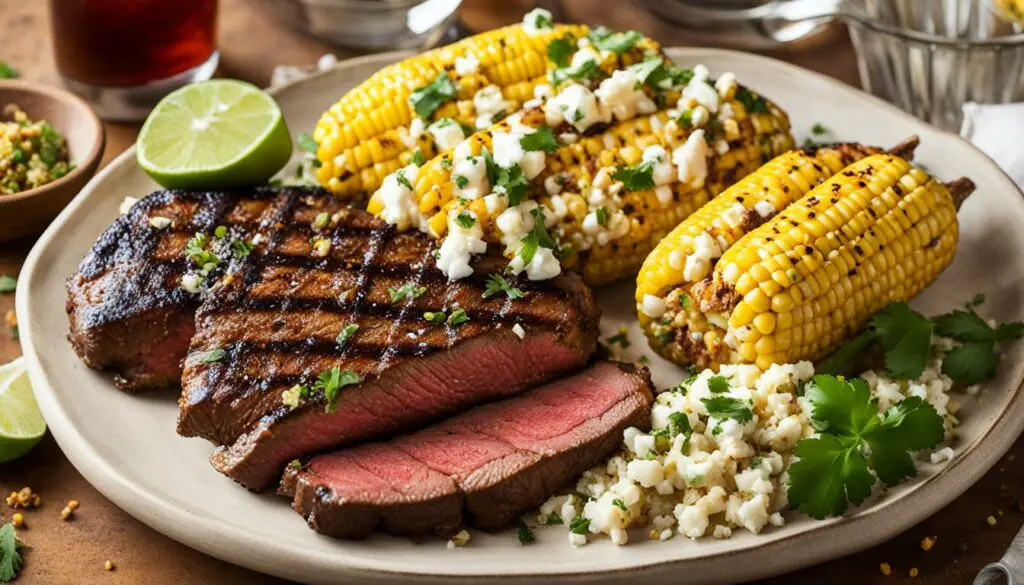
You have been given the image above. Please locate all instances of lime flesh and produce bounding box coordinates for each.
[0,358,46,463]
[137,79,293,188]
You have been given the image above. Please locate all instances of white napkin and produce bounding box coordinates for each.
[960,102,1024,189]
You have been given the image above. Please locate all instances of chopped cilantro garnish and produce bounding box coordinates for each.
[447,308,469,326]
[439,157,452,170]
[453,174,469,189]
[214,225,228,238]
[787,375,944,519]
[336,323,359,345]
[297,133,318,154]
[606,329,630,348]
[629,57,665,87]
[315,367,362,413]
[520,127,559,153]
[666,411,692,439]
[568,516,590,535]
[455,210,476,229]
[409,72,458,119]
[544,513,563,525]
[594,207,608,226]
[0,275,15,294]
[735,87,769,114]
[516,519,536,545]
[496,163,529,205]
[0,522,26,583]
[966,293,986,308]
[550,59,603,86]
[587,28,644,54]
[531,9,554,30]
[612,499,627,512]
[701,396,752,424]
[410,150,426,166]
[0,62,17,80]
[389,282,427,303]
[231,239,254,259]
[707,375,730,394]
[423,311,447,324]
[197,348,226,364]
[395,169,413,190]
[612,160,655,191]
[546,37,575,69]
[185,232,219,268]
[483,273,525,300]
[933,306,1024,384]
[516,208,558,266]
[811,122,830,136]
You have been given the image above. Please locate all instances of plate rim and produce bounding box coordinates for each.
[16,47,1024,584]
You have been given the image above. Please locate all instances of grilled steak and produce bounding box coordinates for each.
[177,203,601,491]
[279,361,652,539]
[67,186,338,392]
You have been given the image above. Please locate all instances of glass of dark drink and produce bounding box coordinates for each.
[50,0,219,121]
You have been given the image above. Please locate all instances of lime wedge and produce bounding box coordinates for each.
[0,358,45,463]
[137,79,293,188]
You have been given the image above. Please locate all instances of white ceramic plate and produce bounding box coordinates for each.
[16,48,1024,585]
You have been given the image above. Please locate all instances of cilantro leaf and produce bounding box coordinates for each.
[805,376,876,436]
[544,513,563,525]
[997,321,1024,340]
[667,411,691,439]
[546,37,575,69]
[520,127,559,153]
[516,519,536,545]
[423,311,447,324]
[232,239,254,259]
[941,341,999,385]
[409,72,457,119]
[410,150,426,166]
[0,522,24,582]
[735,87,769,114]
[517,209,558,266]
[389,282,426,303]
[297,133,318,154]
[706,375,730,394]
[336,323,359,346]
[612,160,655,191]
[0,275,15,294]
[933,309,997,342]
[455,210,476,229]
[314,367,362,413]
[568,516,590,535]
[816,331,877,377]
[496,164,529,205]
[588,28,644,54]
[197,348,226,365]
[787,435,875,519]
[447,308,469,326]
[550,59,603,86]
[629,58,665,86]
[517,233,539,267]
[868,396,945,485]
[482,273,526,300]
[701,396,753,424]
[872,302,934,379]
[0,62,17,80]
[395,169,413,190]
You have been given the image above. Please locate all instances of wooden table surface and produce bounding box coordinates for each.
[0,0,1021,583]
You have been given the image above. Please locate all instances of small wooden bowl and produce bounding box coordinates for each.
[0,80,104,242]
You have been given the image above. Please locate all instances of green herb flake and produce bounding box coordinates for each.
[588,28,644,54]
[455,210,476,229]
[568,516,590,535]
[287,459,302,470]
[197,348,226,364]
[389,283,427,303]
[612,499,628,512]
[0,62,17,80]
[612,160,655,191]
[701,396,753,424]
[447,308,469,326]
[424,311,447,324]
[520,127,560,153]
[336,323,359,346]
[214,225,228,238]
[810,122,830,136]
[0,522,26,583]
[231,240,255,259]
[544,513,563,525]
[315,367,363,413]
[0,275,16,294]
[297,133,318,154]
[787,375,944,519]
[410,150,427,166]
[735,87,769,114]
[595,207,608,226]
[440,157,453,170]
[547,37,575,69]
[482,273,526,300]
[707,375,730,394]
[409,72,458,119]
[395,169,413,190]
[516,519,536,545]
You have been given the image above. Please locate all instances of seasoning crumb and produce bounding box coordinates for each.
[909,567,919,578]
[7,486,41,509]
[920,535,936,551]
[67,499,79,510]
[60,506,73,521]
[104,560,115,571]
[446,529,471,549]
[987,515,998,526]
[879,562,892,576]
[12,512,24,528]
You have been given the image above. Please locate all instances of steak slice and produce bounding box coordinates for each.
[66,186,340,392]
[280,361,653,539]
[178,205,601,491]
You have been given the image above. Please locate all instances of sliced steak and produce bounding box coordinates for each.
[178,205,601,491]
[281,361,652,539]
[66,186,343,392]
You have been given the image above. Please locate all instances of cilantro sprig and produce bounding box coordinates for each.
[389,282,427,303]
[0,522,26,583]
[520,127,559,153]
[314,367,362,413]
[516,209,558,266]
[410,72,457,119]
[482,273,525,300]
[787,375,944,519]
[546,37,575,69]
[611,160,655,191]
[587,28,644,54]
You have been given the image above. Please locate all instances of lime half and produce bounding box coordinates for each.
[0,358,45,463]
[137,79,293,189]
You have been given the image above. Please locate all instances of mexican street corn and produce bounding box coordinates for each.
[313,12,662,199]
[641,153,974,370]
[368,54,795,285]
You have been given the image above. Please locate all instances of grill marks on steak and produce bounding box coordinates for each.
[66,187,338,391]
[281,361,653,539]
[178,204,601,491]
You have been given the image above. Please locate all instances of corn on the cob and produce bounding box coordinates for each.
[644,154,972,371]
[369,61,795,286]
[312,21,663,199]
[635,140,920,338]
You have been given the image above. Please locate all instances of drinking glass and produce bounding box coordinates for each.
[50,0,220,121]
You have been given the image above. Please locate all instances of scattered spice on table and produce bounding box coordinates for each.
[879,561,892,576]
[0,104,73,195]
[5,487,41,510]
[921,535,936,551]
[104,560,115,571]
[909,567,920,578]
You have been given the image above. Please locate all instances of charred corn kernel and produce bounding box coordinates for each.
[637,143,900,367]
[68,499,79,510]
[105,560,116,571]
[12,513,24,528]
[314,23,592,198]
[651,154,965,370]
[880,562,892,576]
[61,506,73,521]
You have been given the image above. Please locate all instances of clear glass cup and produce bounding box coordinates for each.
[50,0,220,122]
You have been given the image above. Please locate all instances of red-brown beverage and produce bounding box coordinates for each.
[51,0,218,87]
